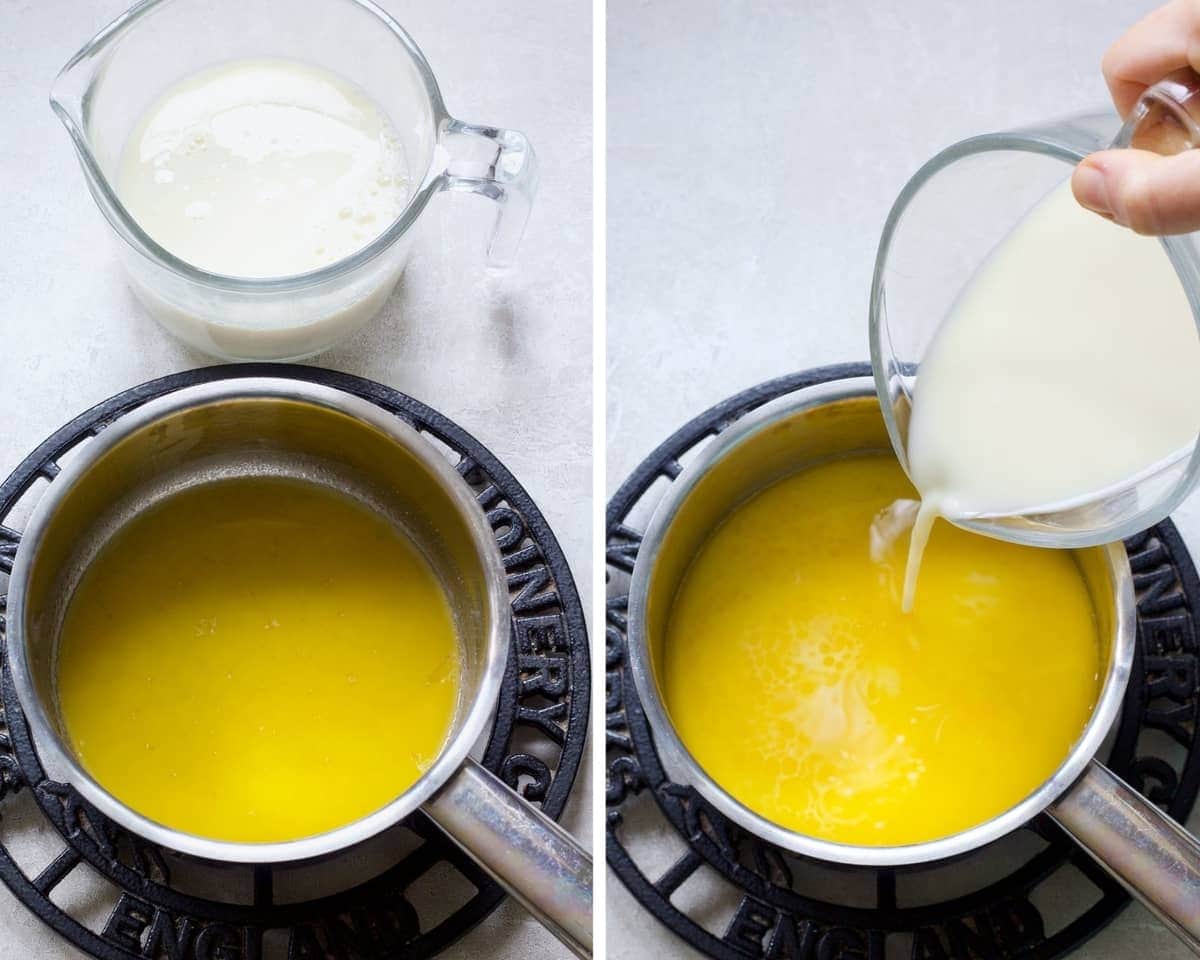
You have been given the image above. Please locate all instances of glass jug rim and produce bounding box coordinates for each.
[868,129,1200,547]
[50,0,451,294]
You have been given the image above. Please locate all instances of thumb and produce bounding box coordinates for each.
[1072,148,1200,235]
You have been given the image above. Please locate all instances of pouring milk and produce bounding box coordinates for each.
[894,181,1200,611]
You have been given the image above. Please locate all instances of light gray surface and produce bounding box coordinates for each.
[607,1,1200,958]
[0,1,591,957]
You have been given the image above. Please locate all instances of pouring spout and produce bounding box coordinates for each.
[48,50,115,216]
[49,0,160,145]
[49,51,92,138]
[46,27,155,277]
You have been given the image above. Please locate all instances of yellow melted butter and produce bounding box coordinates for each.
[57,479,460,843]
[663,455,1101,846]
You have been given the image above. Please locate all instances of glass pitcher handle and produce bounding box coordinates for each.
[441,118,539,269]
[1113,66,1200,153]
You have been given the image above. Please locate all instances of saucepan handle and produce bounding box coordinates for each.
[423,757,592,958]
[1049,760,1200,953]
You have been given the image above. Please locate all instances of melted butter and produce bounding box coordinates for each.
[57,479,459,843]
[662,455,1100,846]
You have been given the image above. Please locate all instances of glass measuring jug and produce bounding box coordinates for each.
[870,69,1200,547]
[51,0,537,361]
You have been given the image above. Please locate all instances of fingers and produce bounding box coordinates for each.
[1101,0,1200,117]
[1073,147,1200,234]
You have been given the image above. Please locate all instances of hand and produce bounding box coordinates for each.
[1072,0,1200,234]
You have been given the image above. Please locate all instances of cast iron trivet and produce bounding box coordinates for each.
[0,364,588,959]
[606,362,1200,960]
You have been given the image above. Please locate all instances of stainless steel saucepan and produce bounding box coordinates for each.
[7,377,592,958]
[627,373,1200,954]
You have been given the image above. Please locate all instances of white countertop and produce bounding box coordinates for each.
[607,0,1200,957]
[0,1,591,957]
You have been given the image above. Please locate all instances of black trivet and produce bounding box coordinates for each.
[0,364,588,959]
[606,362,1200,960]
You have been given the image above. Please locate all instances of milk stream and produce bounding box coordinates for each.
[885,181,1200,611]
[118,59,412,279]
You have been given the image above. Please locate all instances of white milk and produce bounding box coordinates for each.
[898,181,1200,610]
[118,59,411,279]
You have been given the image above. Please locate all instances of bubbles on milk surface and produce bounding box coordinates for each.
[117,58,414,278]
